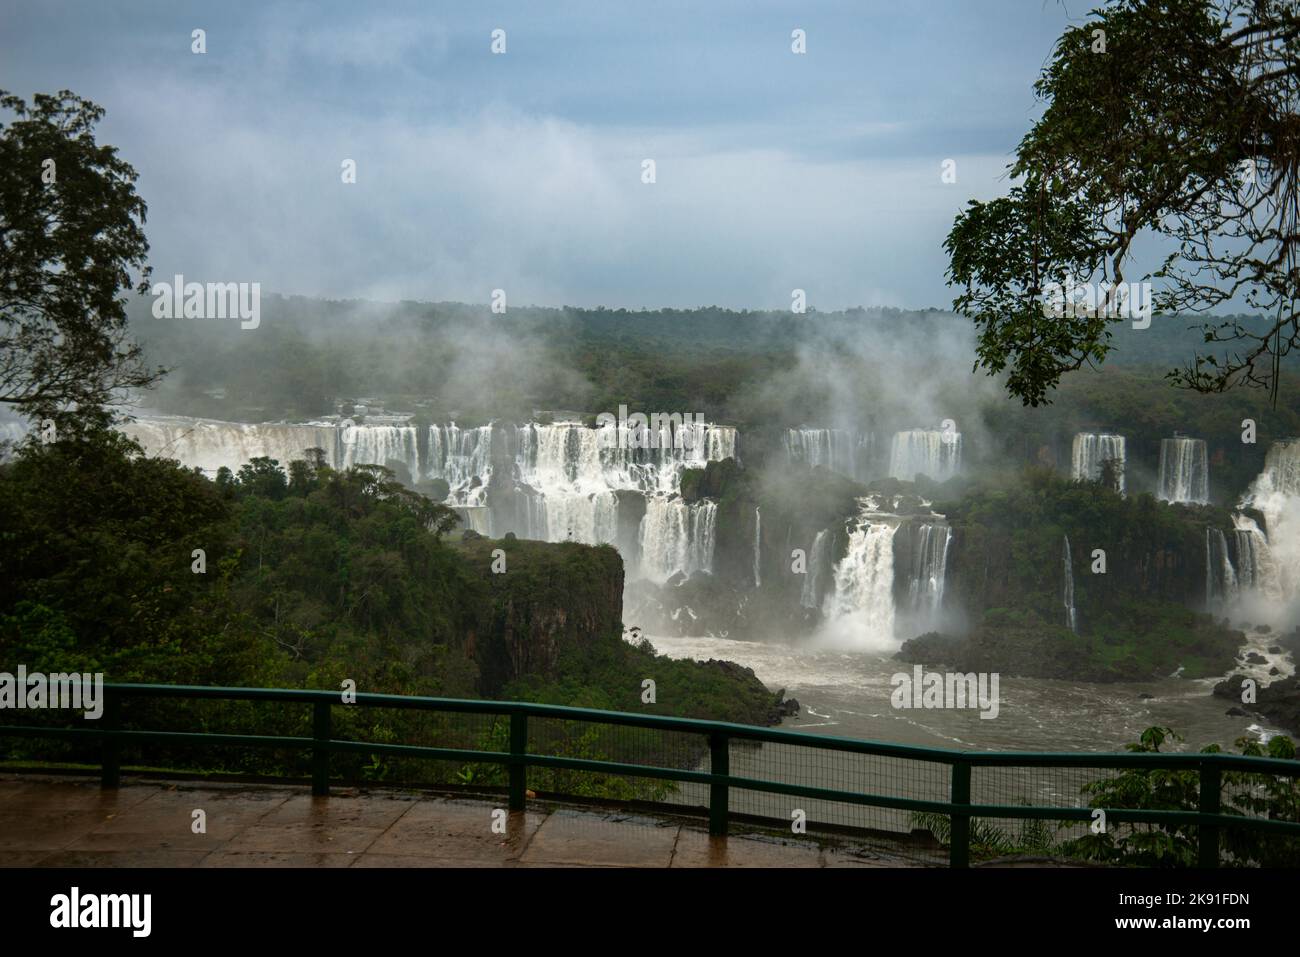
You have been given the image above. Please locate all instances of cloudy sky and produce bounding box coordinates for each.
[1,0,1082,311]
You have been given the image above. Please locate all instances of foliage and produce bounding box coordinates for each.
[0,90,162,433]
[1060,726,1300,867]
[911,800,1058,860]
[945,0,1300,405]
[0,429,777,795]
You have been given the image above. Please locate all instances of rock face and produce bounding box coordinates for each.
[455,535,791,726]
[459,538,624,695]
[1213,674,1300,737]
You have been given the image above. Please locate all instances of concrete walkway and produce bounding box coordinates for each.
[0,775,919,868]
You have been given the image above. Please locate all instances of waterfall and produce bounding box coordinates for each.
[1063,535,1078,633]
[800,529,830,609]
[512,419,733,558]
[119,414,339,476]
[784,428,870,480]
[340,425,421,479]
[822,506,899,648]
[1231,515,1283,601]
[1205,527,1238,609]
[454,506,493,536]
[905,523,952,615]
[638,497,717,582]
[1235,439,1300,606]
[888,429,961,481]
[753,507,762,588]
[114,413,734,576]
[427,424,495,506]
[1071,432,1126,493]
[1157,437,1209,504]
[518,420,735,495]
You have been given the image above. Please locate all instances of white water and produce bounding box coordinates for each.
[800,529,831,609]
[1238,439,1300,606]
[1232,514,1283,601]
[1157,437,1209,504]
[753,507,761,588]
[118,412,735,580]
[905,523,952,617]
[642,633,1285,754]
[639,497,717,582]
[427,424,495,505]
[821,504,900,650]
[1071,432,1125,493]
[1063,535,1077,634]
[1205,527,1237,609]
[340,424,421,479]
[888,429,961,482]
[784,428,870,481]
[1193,438,1300,647]
[120,414,339,475]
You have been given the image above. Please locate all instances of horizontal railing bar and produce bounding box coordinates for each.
[0,725,312,750]
[79,683,1300,775]
[962,803,1300,834]
[6,720,1300,837]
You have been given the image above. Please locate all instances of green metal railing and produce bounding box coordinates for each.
[3,682,1300,867]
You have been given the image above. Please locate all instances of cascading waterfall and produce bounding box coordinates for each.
[784,428,871,481]
[1237,439,1300,598]
[513,419,733,561]
[639,498,717,582]
[1232,514,1283,601]
[427,424,495,506]
[1063,535,1078,633]
[800,529,831,609]
[888,429,961,482]
[340,425,421,479]
[119,414,340,476]
[116,413,735,576]
[1205,527,1237,609]
[1235,439,1300,607]
[454,506,493,536]
[906,523,952,615]
[822,505,900,648]
[1157,437,1209,504]
[1071,432,1126,493]
[753,507,762,588]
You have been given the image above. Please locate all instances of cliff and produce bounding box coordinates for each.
[456,533,790,725]
[456,536,624,695]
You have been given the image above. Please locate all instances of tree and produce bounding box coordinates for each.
[945,0,1300,406]
[0,90,162,430]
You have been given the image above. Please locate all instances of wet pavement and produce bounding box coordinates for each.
[0,775,918,867]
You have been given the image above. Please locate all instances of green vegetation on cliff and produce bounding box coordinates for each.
[0,431,780,790]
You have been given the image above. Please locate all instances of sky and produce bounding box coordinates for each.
[0,0,1087,311]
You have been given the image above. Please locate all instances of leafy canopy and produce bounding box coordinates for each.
[0,90,162,431]
[946,0,1300,406]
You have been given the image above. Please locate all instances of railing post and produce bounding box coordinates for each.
[709,731,729,837]
[1199,762,1221,868]
[311,700,331,797]
[100,690,121,791]
[509,712,528,811]
[949,760,971,868]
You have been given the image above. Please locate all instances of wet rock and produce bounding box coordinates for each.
[1214,673,1300,736]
